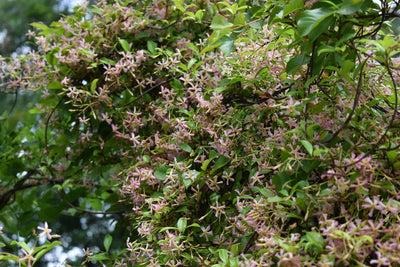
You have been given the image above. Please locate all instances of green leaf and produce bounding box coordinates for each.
[30,22,49,31]
[90,78,99,94]
[229,257,239,267]
[231,244,241,256]
[233,13,246,26]
[118,38,131,52]
[338,60,355,80]
[103,234,112,252]
[218,249,230,263]
[154,165,169,181]
[297,8,334,37]
[185,42,199,55]
[284,0,304,17]
[47,81,63,90]
[88,198,103,210]
[46,52,57,66]
[158,226,178,233]
[269,5,284,23]
[259,188,275,198]
[286,54,310,75]
[301,231,324,253]
[183,177,193,189]
[90,253,110,260]
[0,253,20,262]
[386,150,398,163]
[177,217,187,233]
[211,155,230,174]
[317,45,336,56]
[147,40,157,54]
[300,140,313,156]
[172,0,185,12]
[201,150,218,171]
[354,235,373,249]
[187,58,197,69]
[143,155,151,163]
[178,143,193,153]
[267,196,285,202]
[211,15,234,30]
[99,57,116,66]
[337,0,365,15]
[33,241,62,262]
[187,223,201,228]
[219,35,235,56]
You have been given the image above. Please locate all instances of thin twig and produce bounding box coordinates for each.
[44,96,65,154]
[114,75,182,108]
[324,57,369,144]
[243,231,258,254]
[55,189,126,215]
[9,89,18,114]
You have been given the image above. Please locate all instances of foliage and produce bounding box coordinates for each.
[1,0,400,266]
[0,0,70,56]
[0,223,62,266]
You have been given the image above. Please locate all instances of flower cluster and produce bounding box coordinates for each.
[2,0,400,266]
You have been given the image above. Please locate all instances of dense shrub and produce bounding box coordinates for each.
[1,0,400,266]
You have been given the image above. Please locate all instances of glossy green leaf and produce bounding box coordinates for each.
[211,155,230,174]
[218,249,229,263]
[90,78,99,94]
[229,257,239,267]
[301,231,324,253]
[183,177,193,189]
[284,0,304,17]
[317,45,336,56]
[147,40,157,54]
[233,13,246,26]
[90,253,110,260]
[88,198,103,210]
[0,254,19,262]
[211,15,234,30]
[47,81,63,90]
[118,38,131,52]
[33,241,63,262]
[11,241,30,252]
[104,234,112,252]
[99,57,116,66]
[286,54,310,74]
[297,8,334,37]
[178,143,193,153]
[177,217,187,233]
[30,22,49,31]
[154,165,169,181]
[201,150,218,171]
[386,150,398,163]
[231,243,240,256]
[300,140,313,156]
[337,0,365,15]
[219,36,235,56]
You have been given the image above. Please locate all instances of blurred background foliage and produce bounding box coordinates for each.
[0,0,68,56]
[0,0,121,266]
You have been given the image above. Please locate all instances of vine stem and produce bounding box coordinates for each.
[324,56,369,145]
[55,188,126,215]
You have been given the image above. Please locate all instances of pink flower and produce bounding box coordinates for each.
[19,248,36,267]
[200,225,213,241]
[210,201,226,218]
[362,196,381,217]
[37,222,52,240]
[281,97,301,116]
[370,251,390,266]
